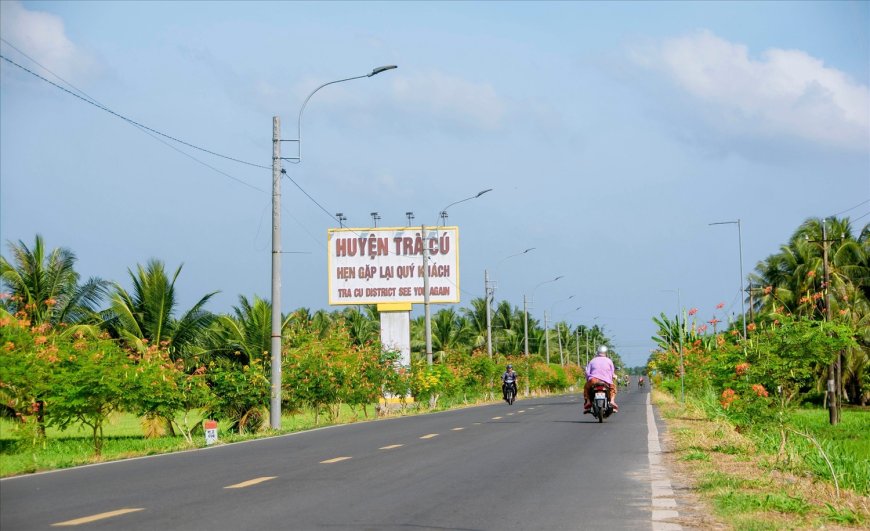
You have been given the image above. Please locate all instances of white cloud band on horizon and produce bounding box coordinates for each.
[631,30,869,152]
[0,0,96,83]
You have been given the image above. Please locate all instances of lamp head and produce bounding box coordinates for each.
[476,188,493,198]
[369,65,398,77]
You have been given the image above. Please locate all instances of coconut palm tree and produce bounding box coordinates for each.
[751,217,868,318]
[0,235,107,326]
[749,216,870,404]
[103,259,217,362]
[342,307,379,347]
[431,307,472,358]
[205,294,292,365]
[461,297,489,350]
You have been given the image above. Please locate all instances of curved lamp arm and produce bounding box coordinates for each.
[292,65,397,162]
[436,188,493,225]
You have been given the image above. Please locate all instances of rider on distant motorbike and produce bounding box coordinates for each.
[584,345,618,413]
[502,364,518,401]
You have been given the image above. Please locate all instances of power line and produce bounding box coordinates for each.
[281,169,343,226]
[1,39,268,194]
[0,42,344,255]
[831,199,870,218]
[0,51,270,170]
[2,43,471,263]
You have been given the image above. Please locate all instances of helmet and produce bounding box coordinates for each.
[597,345,608,355]
[507,364,513,369]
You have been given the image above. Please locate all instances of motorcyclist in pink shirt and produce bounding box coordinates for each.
[584,345,618,412]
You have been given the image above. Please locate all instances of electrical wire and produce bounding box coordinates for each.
[0,51,270,170]
[831,199,870,218]
[0,42,477,276]
[0,42,336,252]
[281,169,343,225]
[1,40,267,194]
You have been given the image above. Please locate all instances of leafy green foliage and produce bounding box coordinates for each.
[206,356,270,433]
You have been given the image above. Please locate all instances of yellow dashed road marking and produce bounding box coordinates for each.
[451,427,465,431]
[52,508,144,527]
[224,476,277,489]
[492,416,503,420]
[420,433,439,439]
[507,413,514,416]
[518,410,526,413]
[320,456,352,464]
[379,444,403,450]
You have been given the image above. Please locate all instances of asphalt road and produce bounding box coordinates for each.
[1,383,661,530]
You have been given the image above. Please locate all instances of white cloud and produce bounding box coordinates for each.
[0,1,95,82]
[390,70,507,131]
[631,30,869,152]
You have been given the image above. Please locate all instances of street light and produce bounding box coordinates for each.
[405,211,414,226]
[270,65,397,429]
[439,189,493,222]
[423,188,493,365]
[710,219,746,341]
[370,212,381,227]
[335,213,347,228]
[546,295,574,365]
[564,306,581,366]
[486,247,536,358]
[524,276,563,359]
[584,315,599,366]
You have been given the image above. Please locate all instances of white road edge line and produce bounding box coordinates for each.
[648,393,682,531]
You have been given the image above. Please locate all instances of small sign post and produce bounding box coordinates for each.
[204,420,218,446]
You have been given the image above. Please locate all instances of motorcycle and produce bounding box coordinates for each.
[638,377,645,387]
[590,382,614,422]
[503,382,517,405]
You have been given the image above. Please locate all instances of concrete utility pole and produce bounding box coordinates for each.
[523,295,529,358]
[423,224,432,366]
[820,220,839,425]
[424,189,492,366]
[270,65,397,429]
[584,329,589,366]
[270,117,282,430]
[575,328,580,366]
[544,311,550,364]
[487,247,534,361]
[485,269,493,358]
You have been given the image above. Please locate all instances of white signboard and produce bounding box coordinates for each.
[328,226,460,305]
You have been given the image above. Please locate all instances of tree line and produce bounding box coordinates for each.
[0,235,612,453]
[649,216,869,408]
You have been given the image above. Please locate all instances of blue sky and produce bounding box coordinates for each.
[2,1,868,367]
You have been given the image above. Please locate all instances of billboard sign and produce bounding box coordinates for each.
[327,226,460,305]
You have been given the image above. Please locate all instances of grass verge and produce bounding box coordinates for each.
[653,390,869,530]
